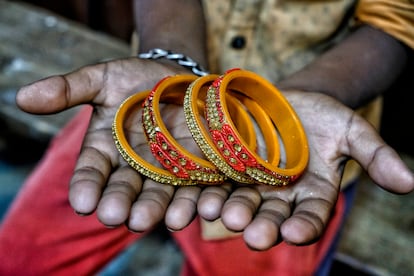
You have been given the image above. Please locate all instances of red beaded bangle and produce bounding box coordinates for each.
[141,74,262,184]
[142,75,225,184]
[184,74,282,184]
[204,68,309,186]
[112,91,198,185]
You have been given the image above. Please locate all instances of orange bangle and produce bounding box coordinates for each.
[142,75,225,184]
[113,91,197,185]
[205,68,309,186]
[142,74,262,184]
[228,91,280,166]
[184,74,282,184]
[113,91,215,185]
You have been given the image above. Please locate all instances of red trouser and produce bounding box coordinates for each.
[0,107,345,276]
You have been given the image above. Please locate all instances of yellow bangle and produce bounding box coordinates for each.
[184,74,252,183]
[184,74,281,184]
[113,91,197,185]
[142,75,226,184]
[205,68,309,186]
[228,91,280,166]
[114,90,219,185]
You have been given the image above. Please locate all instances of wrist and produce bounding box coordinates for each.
[133,0,208,71]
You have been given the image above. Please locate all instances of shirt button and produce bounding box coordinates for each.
[231,36,246,49]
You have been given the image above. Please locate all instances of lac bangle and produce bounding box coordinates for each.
[142,75,224,184]
[229,91,280,165]
[205,68,309,186]
[113,91,199,185]
[142,74,259,184]
[184,74,282,184]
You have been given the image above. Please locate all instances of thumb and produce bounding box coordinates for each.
[366,146,414,194]
[348,116,414,194]
[16,64,104,114]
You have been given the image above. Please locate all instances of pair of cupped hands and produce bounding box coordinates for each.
[16,58,414,250]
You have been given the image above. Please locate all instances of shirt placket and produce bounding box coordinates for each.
[220,0,263,70]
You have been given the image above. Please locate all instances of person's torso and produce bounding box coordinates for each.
[202,0,357,82]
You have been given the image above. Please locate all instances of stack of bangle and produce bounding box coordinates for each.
[112,68,308,186]
[113,74,260,185]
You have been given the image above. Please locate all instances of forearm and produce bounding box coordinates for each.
[278,25,410,109]
[133,0,208,69]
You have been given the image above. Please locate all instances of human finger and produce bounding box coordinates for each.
[220,186,262,231]
[69,145,113,214]
[243,197,291,250]
[197,183,232,221]
[279,175,338,245]
[16,63,106,114]
[346,115,414,194]
[280,198,333,245]
[68,113,126,214]
[96,166,144,227]
[127,179,175,232]
[165,186,202,230]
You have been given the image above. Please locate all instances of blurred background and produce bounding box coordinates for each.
[0,1,413,275]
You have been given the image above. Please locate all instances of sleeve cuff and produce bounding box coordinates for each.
[356,0,414,49]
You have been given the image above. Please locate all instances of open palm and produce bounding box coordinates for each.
[16,58,414,250]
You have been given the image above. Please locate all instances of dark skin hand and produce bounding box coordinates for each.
[16,54,414,250]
